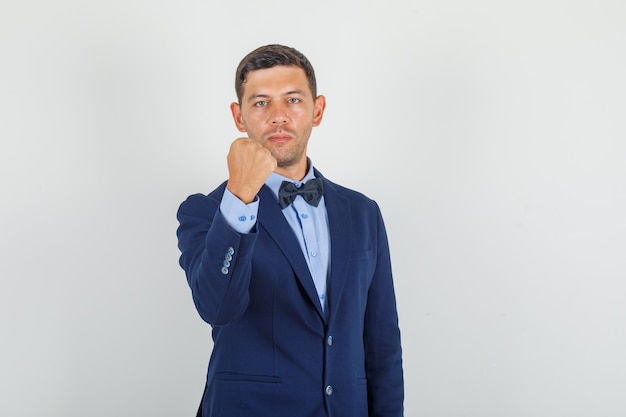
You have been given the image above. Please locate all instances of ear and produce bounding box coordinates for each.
[312,95,326,127]
[230,102,247,132]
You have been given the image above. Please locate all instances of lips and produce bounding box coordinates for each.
[266,132,293,143]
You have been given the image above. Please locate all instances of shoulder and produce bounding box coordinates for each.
[317,171,383,222]
[325,179,376,204]
[316,168,376,204]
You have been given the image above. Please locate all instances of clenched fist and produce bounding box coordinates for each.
[226,138,277,204]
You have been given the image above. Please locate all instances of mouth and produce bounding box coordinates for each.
[266,132,293,143]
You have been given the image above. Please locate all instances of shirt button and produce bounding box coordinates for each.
[326,335,333,346]
[325,385,333,396]
[238,215,246,222]
[310,251,317,257]
[301,213,308,219]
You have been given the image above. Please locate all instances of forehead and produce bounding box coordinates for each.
[242,65,311,97]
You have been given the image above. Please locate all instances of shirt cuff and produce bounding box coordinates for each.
[220,188,259,234]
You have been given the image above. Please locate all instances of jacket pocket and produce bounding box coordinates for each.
[351,248,375,262]
[214,372,281,384]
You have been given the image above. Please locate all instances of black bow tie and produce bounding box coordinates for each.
[278,178,323,209]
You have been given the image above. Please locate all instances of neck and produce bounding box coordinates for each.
[274,158,309,182]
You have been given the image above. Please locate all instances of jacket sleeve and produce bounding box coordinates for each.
[364,202,404,417]
[176,192,258,326]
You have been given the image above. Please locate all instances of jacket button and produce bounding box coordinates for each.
[227,246,235,255]
[326,335,333,346]
[325,385,333,396]
[221,267,229,275]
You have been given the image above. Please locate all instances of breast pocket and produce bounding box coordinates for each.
[349,248,376,289]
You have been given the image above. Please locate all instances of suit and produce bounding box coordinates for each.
[177,170,403,417]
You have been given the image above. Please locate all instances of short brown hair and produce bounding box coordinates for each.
[235,44,317,103]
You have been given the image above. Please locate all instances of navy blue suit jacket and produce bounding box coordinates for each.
[177,171,403,417]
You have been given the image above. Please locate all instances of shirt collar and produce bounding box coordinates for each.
[265,158,317,201]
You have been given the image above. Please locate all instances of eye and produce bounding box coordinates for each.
[287,97,300,104]
[255,100,268,107]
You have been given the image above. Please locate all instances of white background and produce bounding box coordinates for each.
[1,1,625,416]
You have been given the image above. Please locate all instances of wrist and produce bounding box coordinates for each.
[226,182,257,204]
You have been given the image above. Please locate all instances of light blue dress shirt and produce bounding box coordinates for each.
[219,161,330,311]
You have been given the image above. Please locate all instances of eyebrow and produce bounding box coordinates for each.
[246,90,307,103]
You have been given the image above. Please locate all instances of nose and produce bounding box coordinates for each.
[269,103,288,125]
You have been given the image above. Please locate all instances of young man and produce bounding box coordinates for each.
[177,44,403,417]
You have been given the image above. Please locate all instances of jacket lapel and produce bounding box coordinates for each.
[319,177,352,321]
[257,185,326,322]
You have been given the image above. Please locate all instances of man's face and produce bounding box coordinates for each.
[231,65,326,172]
